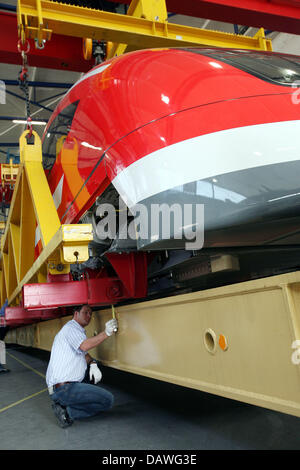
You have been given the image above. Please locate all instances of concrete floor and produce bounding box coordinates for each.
[1,344,300,450]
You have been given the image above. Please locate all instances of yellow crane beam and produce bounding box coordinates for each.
[17,0,272,53]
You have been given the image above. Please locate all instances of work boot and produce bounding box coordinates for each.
[51,402,73,428]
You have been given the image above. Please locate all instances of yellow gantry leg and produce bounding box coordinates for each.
[0,130,92,307]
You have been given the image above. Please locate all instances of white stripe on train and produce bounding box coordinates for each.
[112,120,300,208]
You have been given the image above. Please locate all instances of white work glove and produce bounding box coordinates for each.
[89,362,102,384]
[105,318,118,336]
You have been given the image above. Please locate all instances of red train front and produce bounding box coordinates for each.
[40,47,300,295]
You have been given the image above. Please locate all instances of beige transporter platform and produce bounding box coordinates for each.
[5,270,300,417]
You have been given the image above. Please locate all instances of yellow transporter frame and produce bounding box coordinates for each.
[0,130,92,307]
[6,270,300,418]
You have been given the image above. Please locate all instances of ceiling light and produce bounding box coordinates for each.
[12,119,47,125]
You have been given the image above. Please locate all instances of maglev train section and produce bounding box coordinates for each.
[41,47,300,298]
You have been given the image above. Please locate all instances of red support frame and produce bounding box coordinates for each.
[22,277,126,310]
[106,252,148,298]
[1,253,148,327]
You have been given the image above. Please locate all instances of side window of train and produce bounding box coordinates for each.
[185,49,300,87]
[209,51,300,86]
[42,100,79,172]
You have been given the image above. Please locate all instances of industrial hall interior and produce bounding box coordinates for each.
[1,0,300,452]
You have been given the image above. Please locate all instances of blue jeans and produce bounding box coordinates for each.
[50,381,114,421]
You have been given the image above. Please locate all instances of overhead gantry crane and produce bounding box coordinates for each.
[3,0,300,72]
[16,0,272,53]
[3,0,300,420]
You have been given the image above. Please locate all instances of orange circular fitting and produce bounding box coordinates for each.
[219,334,228,351]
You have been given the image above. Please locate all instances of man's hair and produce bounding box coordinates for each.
[72,304,91,316]
[72,305,84,316]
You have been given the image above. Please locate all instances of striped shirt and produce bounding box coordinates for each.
[46,319,87,387]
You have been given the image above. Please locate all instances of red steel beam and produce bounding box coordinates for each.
[111,0,300,35]
[0,305,67,327]
[0,279,126,326]
[2,270,145,326]
[22,277,127,310]
[3,306,63,326]
[0,12,94,72]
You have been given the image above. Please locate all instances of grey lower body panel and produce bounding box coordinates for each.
[129,160,300,250]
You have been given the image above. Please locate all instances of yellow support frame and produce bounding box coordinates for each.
[0,130,92,307]
[107,0,168,58]
[6,270,300,418]
[17,0,272,52]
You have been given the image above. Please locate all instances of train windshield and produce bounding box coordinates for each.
[42,100,79,172]
[185,48,300,86]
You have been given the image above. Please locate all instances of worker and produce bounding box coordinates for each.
[46,304,118,428]
[0,332,10,374]
[0,300,10,374]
